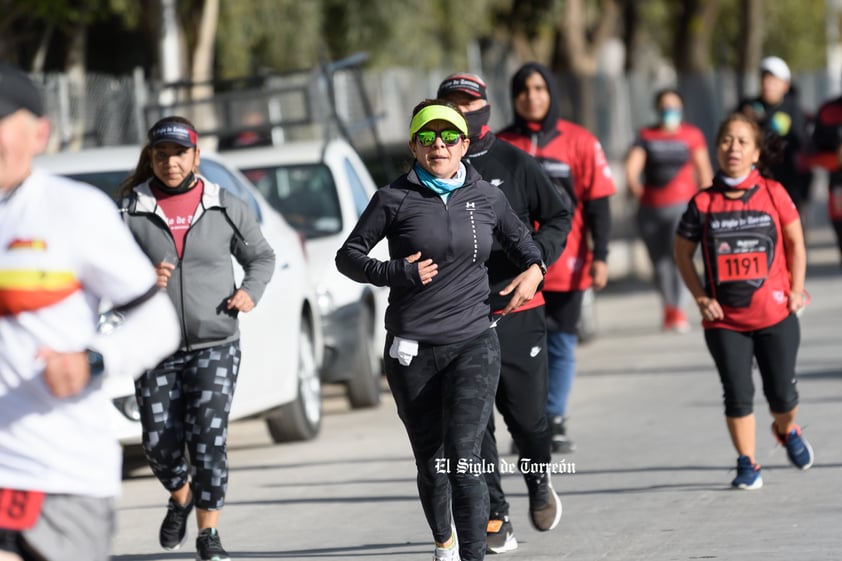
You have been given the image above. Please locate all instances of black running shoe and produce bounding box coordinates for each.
[526,473,562,531]
[196,528,230,561]
[486,514,518,553]
[159,494,194,550]
[549,416,576,454]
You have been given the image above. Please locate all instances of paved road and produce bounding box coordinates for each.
[112,228,842,561]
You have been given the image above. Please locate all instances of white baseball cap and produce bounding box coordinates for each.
[760,56,791,82]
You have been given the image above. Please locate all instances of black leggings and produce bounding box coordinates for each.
[704,314,800,418]
[0,529,25,559]
[385,329,500,561]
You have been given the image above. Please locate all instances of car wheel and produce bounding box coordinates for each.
[265,315,322,442]
[345,305,382,409]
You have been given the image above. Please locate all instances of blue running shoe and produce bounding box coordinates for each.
[773,423,814,470]
[731,455,763,490]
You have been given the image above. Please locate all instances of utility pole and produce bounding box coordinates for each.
[159,0,182,108]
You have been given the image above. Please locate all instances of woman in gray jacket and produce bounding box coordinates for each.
[119,116,275,561]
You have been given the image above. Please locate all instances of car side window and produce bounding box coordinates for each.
[67,171,129,202]
[343,158,370,217]
[242,164,341,239]
[199,159,263,223]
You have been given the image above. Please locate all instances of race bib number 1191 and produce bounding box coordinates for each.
[716,251,768,282]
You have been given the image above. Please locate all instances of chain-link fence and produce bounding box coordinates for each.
[38,69,148,152]
[30,62,836,280]
[36,64,835,160]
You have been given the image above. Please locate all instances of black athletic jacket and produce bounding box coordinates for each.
[465,131,571,312]
[335,163,542,345]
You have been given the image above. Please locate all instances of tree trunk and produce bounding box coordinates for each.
[191,0,218,93]
[621,0,639,73]
[673,0,721,73]
[31,22,55,73]
[737,0,763,99]
[190,0,219,143]
[553,0,620,130]
[674,0,721,153]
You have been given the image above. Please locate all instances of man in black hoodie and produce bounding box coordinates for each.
[498,61,616,461]
[736,56,811,212]
[437,73,572,554]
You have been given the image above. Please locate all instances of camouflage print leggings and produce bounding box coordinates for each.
[385,329,500,561]
[135,341,240,511]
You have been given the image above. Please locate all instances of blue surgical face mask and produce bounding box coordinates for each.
[660,108,682,131]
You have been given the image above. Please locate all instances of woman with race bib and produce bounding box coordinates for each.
[674,112,814,490]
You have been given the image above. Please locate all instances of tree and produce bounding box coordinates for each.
[553,0,623,129]
[216,0,323,78]
[736,0,762,99]
[673,0,721,73]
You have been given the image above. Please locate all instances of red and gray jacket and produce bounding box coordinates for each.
[498,62,615,292]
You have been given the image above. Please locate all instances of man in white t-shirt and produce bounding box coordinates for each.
[0,62,180,561]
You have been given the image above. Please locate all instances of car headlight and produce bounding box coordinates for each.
[112,395,141,421]
[316,287,334,316]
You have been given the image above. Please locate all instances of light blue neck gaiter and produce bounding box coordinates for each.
[414,162,467,203]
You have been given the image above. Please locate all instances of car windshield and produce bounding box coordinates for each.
[68,171,127,200]
[240,164,342,238]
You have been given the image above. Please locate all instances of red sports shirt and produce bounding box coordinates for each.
[677,171,800,331]
[498,120,616,292]
[633,122,707,208]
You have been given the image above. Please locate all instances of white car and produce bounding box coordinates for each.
[222,138,388,408]
[35,146,324,445]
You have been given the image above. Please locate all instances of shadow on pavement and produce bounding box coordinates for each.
[797,368,842,380]
[233,541,429,558]
[124,454,415,481]
[112,540,430,560]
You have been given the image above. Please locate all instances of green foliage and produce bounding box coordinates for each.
[0,0,832,77]
[636,0,678,53]
[216,0,323,78]
[761,0,826,71]
[216,0,509,73]
[316,0,506,70]
[21,0,139,28]
[712,0,827,71]
[636,0,826,73]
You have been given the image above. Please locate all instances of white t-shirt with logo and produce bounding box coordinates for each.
[0,170,158,497]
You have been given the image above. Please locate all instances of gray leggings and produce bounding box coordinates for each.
[637,202,691,309]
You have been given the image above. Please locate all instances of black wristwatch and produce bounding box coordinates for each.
[86,349,105,378]
[533,260,548,276]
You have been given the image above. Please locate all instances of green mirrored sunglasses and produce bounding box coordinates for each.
[415,129,463,147]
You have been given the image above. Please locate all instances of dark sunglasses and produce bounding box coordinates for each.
[415,129,463,147]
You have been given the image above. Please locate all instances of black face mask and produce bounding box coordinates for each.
[463,105,491,140]
[151,172,197,194]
